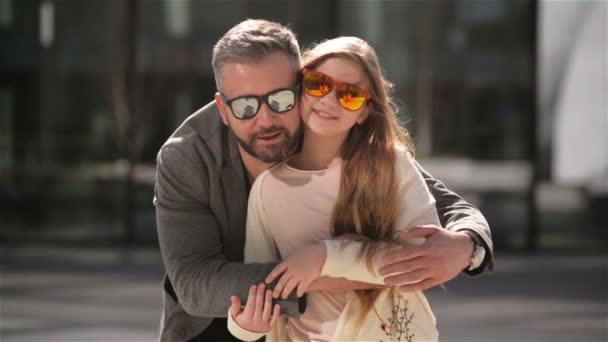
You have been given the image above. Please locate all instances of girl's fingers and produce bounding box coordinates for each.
[296,283,304,299]
[261,289,273,321]
[296,279,310,298]
[273,272,292,298]
[281,277,299,299]
[230,295,242,318]
[253,283,266,320]
[266,262,288,284]
[268,304,281,328]
[242,284,257,318]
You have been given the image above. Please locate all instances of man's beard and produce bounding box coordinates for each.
[232,125,303,164]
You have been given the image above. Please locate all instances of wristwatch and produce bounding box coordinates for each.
[468,242,486,271]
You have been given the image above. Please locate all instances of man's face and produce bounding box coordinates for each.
[215,51,302,164]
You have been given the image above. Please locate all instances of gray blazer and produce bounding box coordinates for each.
[154,102,493,341]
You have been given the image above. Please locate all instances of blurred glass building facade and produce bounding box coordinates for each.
[0,0,605,250]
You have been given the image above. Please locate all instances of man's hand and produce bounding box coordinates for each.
[265,242,326,299]
[379,225,474,292]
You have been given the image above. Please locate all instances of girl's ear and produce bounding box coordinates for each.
[356,107,370,124]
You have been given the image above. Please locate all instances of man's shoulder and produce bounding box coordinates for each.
[394,145,417,172]
[159,101,227,160]
[165,101,223,146]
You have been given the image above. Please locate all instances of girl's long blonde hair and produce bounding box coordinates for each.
[302,37,415,325]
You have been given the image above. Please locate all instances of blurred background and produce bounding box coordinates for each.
[1,0,606,341]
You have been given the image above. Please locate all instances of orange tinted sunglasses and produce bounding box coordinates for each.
[302,68,372,111]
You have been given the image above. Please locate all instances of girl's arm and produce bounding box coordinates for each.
[307,276,380,292]
[267,149,439,297]
[227,175,283,341]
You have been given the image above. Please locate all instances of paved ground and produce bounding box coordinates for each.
[1,246,606,341]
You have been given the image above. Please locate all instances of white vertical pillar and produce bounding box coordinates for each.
[357,0,383,43]
[550,1,608,188]
[0,0,13,27]
[0,88,13,170]
[39,0,55,48]
[163,0,191,39]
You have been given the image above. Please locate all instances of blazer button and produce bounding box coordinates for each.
[175,327,186,338]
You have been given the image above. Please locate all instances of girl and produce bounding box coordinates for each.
[228,37,440,342]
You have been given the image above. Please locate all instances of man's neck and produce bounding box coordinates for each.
[238,145,275,182]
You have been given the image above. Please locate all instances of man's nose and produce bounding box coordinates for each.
[255,104,275,128]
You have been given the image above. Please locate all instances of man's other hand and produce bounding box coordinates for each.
[379,225,474,291]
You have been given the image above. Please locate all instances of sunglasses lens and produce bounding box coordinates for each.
[337,84,367,111]
[267,89,296,113]
[230,97,260,119]
[303,71,332,97]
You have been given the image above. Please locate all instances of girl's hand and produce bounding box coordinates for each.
[265,242,327,299]
[230,283,281,333]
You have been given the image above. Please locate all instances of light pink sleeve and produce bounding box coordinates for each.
[321,148,440,283]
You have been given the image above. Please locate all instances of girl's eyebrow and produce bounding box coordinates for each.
[337,78,365,87]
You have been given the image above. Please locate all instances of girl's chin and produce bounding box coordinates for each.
[304,125,350,139]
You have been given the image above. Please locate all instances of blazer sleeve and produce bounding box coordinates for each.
[415,160,494,274]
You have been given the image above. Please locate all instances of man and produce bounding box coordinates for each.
[154,19,493,342]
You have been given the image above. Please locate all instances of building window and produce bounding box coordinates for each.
[0,0,13,27]
[163,0,191,39]
[39,0,55,48]
[0,87,13,171]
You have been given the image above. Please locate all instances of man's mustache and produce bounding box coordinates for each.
[251,126,288,141]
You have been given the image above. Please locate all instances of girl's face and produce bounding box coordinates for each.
[300,57,370,139]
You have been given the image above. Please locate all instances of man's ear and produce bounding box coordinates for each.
[215,92,229,126]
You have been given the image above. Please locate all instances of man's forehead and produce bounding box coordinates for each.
[220,51,298,93]
[220,75,297,99]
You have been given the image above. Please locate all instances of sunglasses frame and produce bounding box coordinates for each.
[220,85,300,120]
[302,68,372,112]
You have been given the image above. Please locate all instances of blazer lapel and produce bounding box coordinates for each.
[219,132,249,261]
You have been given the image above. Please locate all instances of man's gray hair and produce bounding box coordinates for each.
[212,19,302,90]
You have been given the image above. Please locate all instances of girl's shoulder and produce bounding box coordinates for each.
[394,145,417,170]
[249,156,307,197]
[250,160,289,193]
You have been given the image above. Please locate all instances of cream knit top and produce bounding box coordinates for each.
[228,148,440,342]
